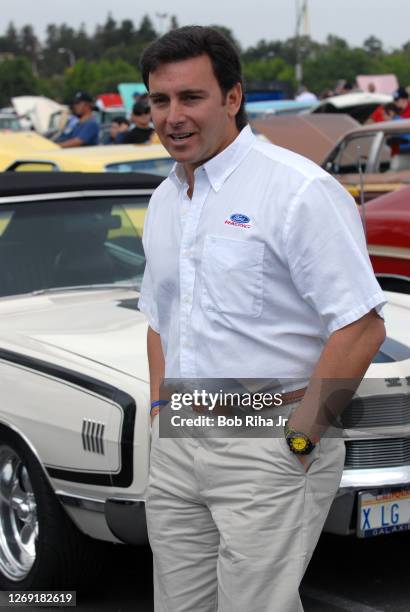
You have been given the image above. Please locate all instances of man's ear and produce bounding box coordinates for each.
[226,83,243,119]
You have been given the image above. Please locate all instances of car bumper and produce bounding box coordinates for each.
[58,492,148,545]
[324,464,410,535]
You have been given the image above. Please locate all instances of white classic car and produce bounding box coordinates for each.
[0,172,409,590]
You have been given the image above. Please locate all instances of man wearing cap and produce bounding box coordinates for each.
[57,91,99,147]
[394,86,410,119]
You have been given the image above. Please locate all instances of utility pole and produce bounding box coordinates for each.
[295,0,309,89]
[155,12,169,36]
[58,47,75,68]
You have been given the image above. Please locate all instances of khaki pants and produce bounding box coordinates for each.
[146,403,345,612]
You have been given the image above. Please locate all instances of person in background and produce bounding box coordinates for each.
[383,102,401,122]
[104,116,130,144]
[393,86,410,118]
[384,101,410,168]
[56,92,99,147]
[123,94,155,144]
[295,85,318,104]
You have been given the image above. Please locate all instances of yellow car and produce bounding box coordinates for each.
[0,132,59,171]
[3,143,173,177]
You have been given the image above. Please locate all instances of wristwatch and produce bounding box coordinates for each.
[284,422,316,455]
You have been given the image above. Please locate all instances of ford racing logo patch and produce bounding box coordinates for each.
[230,214,250,224]
[225,213,252,229]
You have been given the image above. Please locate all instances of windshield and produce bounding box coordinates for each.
[0,195,149,298]
[105,157,174,177]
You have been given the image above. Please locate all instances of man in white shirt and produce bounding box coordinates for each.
[139,26,386,612]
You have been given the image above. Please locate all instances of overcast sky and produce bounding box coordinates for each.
[4,0,410,50]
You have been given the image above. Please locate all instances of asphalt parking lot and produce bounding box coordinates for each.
[1,531,408,611]
[70,530,410,611]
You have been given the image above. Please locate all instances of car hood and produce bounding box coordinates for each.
[0,289,408,382]
[0,287,149,381]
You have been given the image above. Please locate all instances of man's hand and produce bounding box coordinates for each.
[287,309,385,443]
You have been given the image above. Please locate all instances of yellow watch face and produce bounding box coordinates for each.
[291,436,308,451]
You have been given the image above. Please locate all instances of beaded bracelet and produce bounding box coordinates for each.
[150,400,168,415]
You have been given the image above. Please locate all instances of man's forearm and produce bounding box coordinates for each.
[147,326,165,403]
[59,137,84,148]
[288,309,386,442]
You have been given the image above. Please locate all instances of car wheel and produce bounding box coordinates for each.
[0,428,104,590]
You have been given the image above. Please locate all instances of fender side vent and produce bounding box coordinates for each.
[82,419,105,455]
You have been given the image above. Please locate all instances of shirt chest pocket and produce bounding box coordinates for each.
[201,236,264,317]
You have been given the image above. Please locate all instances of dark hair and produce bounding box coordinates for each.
[112,116,130,126]
[140,26,247,130]
[394,86,409,100]
[132,94,151,116]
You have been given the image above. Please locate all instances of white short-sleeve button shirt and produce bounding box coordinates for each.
[139,125,386,382]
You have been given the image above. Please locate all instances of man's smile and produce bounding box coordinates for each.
[169,132,196,141]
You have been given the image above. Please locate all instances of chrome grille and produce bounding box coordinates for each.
[345,438,410,469]
[341,394,410,428]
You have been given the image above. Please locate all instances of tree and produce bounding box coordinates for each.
[209,24,241,53]
[0,57,39,106]
[378,53,410,88]
[0,22,20,54]
[243,57,295,85]
[303,45,377,94]
[363,36,384,57]
[62,58,140,101]
[119,20,135,45]
[242,40,284,63]
[137,15,157,43]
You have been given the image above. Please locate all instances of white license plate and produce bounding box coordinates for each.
[357,488,410,537]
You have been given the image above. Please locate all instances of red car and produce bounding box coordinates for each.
[365,185,410,293]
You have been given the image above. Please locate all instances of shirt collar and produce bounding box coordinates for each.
[169,124,255,192]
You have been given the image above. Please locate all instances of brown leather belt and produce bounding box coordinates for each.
[276,386,307,407]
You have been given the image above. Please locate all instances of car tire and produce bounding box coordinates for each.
[0,427,105,591]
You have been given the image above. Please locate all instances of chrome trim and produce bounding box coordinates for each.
[56,491,146,512]
[56,491,105,513]
[82,419,105,454]
[0,446,38,580]
[339,464,410,490]
[0,189,154,204]
[368,244,410,261]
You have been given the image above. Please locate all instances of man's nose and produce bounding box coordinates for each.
[166,100,185,126]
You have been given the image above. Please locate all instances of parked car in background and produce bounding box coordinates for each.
[0,111,23,131]
[11,96,69,136]
[4,143,173,177]
[0,132,59,171]
[323,119,410,202]
[365,185,410,294]
[0,172,408,591]
[250,114,358,165]
[245,99,314,119]
[310,92,393,123]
